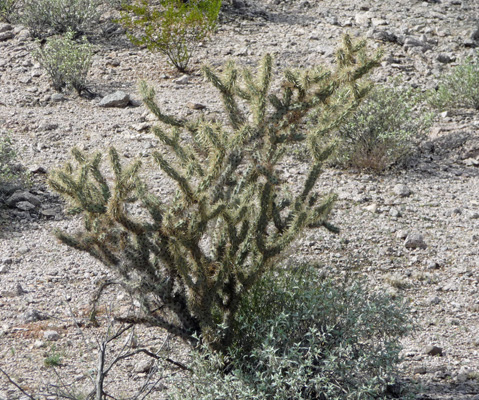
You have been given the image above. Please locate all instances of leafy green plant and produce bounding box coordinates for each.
[44,345,63,367]
[431,56,479,110]
[0,0,17,22]
[32,30,93,95]
[117,0,222,72]
[49,35,380,352]
[333,84,431,171]
[21,0,100,38]
[169,265,411,400]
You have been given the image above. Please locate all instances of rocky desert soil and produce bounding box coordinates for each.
[1,0,479,399]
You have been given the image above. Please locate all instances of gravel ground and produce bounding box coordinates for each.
[1,0,479,399]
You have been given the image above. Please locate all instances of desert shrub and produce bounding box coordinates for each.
[332,84,431,171]
[32,30,93,94]
[117,0,222,72]
[430,56,479,110]
[0,0,17,22]
[49,35,380,352]
[21,0,100,38]
[169,265,411,400]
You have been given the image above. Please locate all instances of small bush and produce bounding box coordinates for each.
[431,56,479,110]
[170,265,411,400]
[117,0,222,72]
[21,0,100,38]
[333,84,431,172]
[32,30,93,94]
[0,0,17,22]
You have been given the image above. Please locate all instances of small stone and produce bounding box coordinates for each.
[99,91,130,108]
[0,31,14,41]
[44,330,60,341]
[18,246,29,255]
[429,296,441,305]
[396,230,409,240]
[134,359,155,373]
[355,12,372,26]
[15,201,36,211]
[426,260,440,270]
[51,93,66,102]
[364,203,378,213]
[23,309,46,323]
[425,345,443,356]
[40,208,57,218]
[0,23,12,33]
[187,102,206,110]
[173,75,190,84]
[389,207,401,218]
[404,233,427,249]
[393,184,411,197]
[0,265,9,274]
[414,366,427,374]
[6,191,42,207]
[29,165,47,174]
[15,284,25,295]
[33,340,46,349]
[437,53,453,63]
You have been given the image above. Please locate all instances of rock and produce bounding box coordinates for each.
[0,265,9,274]
[99,91,130,108]
[404,233,427,249]
[425,345,443,356]
[15,201,36,211]
[28,165,47,174]
[23,309,47,323]
[355,12,372,26]
[187,102,206,110]
[437,53,454,63]
[0,31,14,41]
[43,330,60,341]
[0,24,13,33]
[18,246,29,255]
[6,191,42,208]
[403,36,432,51]
[173,75,190,84]
[393,184,411,197]
[364,203,378,213]
[51,93,66,102]
[134,359,155,373]
[389,207,401,218]
[396,230,409,240]
[429,296,441,305]
[426,260,440,270]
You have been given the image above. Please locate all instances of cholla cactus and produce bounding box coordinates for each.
[49,35,380,351]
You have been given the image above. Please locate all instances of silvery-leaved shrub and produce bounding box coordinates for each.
[0,0,17,22]
[32,30,93,95]
[333,84,432,171]
[169,265,411,400]
[430,56,479,110]
[117,0,222,72]
[21,0,100,38]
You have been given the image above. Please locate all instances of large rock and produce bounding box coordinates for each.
[6,191,41,208]
[99,91,130,108]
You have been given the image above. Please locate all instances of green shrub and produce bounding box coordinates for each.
[169,265,411,400]
[49,36,380,352]
[431,56,479,110]
[32,30,93,94]
[21,0,100,38]
[0,0,17,22]
[333,84,431,171]
[117,0,222,72]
